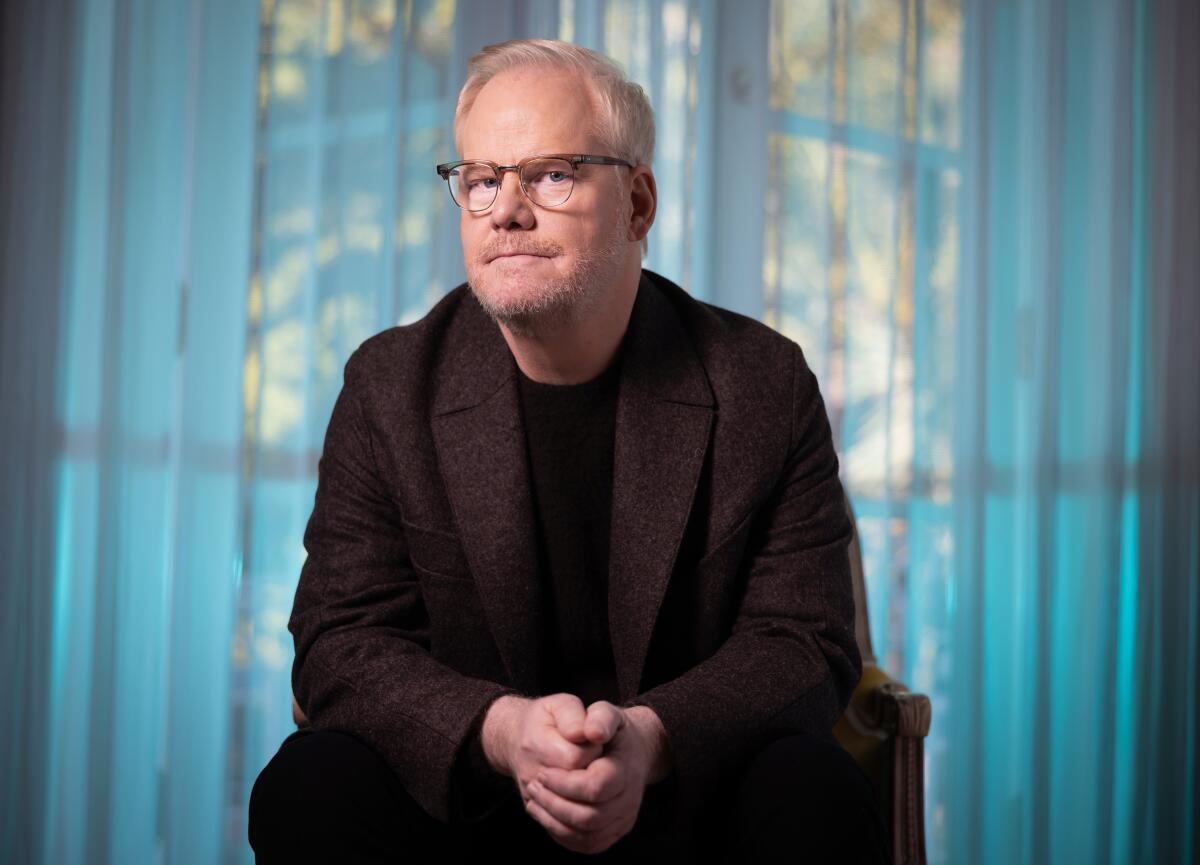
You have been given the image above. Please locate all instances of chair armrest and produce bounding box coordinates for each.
[834,665,931,865]
[839,665,931,739]
[874,681,932,739]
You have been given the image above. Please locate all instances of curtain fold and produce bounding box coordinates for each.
[0,2,76,862]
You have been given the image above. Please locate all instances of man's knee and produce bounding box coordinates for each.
[732,733,892,864]
[248,729,445,861]
[740,733,872,809]
[251,730,381,820]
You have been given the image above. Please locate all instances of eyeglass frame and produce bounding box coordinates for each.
[435,153,635,212]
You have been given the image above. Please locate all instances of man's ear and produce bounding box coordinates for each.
[626,167,657,243]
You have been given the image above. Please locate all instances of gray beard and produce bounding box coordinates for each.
[468,269,597,337]
[466,207,631,338]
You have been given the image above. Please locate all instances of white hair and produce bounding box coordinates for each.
[454,39,655,257]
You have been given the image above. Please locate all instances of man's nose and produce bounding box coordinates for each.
[488,170,535,230]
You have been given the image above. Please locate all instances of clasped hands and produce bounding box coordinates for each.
[481,693,671,855]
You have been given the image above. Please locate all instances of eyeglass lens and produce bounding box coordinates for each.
[448,158,576,211]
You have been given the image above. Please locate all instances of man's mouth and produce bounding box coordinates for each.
[483,238,561,263]
[488,251,550,263]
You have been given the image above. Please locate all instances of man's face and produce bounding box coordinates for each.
[457,67,633,332]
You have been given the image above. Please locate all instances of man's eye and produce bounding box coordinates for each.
[529,168,571,184]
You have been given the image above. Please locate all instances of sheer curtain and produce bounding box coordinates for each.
[946,1,1198,863]
[1,1,263,862]
[767,1,1198,863]
[1,1,1195,864]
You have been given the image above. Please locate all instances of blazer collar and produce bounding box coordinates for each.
[430,270,715,699]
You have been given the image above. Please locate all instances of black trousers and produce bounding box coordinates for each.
[249,727,893,863]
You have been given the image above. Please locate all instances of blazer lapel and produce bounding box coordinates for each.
[608,273,714,701]
[430,298,546,695]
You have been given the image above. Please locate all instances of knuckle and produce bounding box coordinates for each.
[593,770,620,798]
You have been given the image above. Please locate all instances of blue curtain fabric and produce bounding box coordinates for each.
[1,1,260,863]
[947,2,1198,863]
[0,1,1194,864]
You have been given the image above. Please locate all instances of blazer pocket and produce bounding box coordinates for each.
[696,507,757,573]
[416,565,501,677]
[675,507,759,656]
[401,519,471,580]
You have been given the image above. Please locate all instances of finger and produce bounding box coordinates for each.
[537,726,604,772]
[583,701,626,745]
[547,697,589,745]
[524,797,624,856]
[519,696,587,770]
[536,756,624,804]
[526,778,621,835]
[524,795,586,845]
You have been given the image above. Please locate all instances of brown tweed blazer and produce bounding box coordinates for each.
[288,267,862,846]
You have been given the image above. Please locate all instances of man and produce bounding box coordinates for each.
[249,38,890,863]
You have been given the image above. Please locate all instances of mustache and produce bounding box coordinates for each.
[479,238,562,262]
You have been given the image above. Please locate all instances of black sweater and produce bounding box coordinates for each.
[516,345,623,707]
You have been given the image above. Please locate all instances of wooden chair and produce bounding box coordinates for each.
[290,492,932,863]
[833,491,932,865]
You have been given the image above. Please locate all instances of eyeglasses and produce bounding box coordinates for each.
[435,154,633,212]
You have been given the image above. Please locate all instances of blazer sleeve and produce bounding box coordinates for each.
[288,349,523,825]
[621,341,862,796]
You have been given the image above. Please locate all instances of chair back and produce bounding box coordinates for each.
[844,491,877,668]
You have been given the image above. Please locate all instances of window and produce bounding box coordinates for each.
[767,1,963,857]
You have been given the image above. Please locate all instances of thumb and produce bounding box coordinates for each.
[546,695,589,744]
[583,701,626,746]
